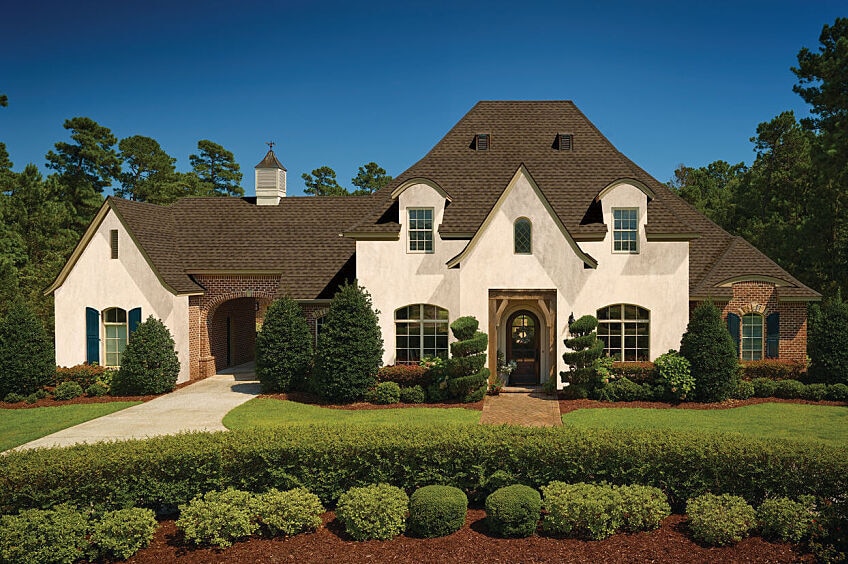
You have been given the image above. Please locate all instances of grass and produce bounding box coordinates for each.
[223,398,481,429]
[562,402,848,446]
[0,402,141,452]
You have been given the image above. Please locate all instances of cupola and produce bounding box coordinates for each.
[254,142,287,205]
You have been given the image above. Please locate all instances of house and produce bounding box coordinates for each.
[47,101,819,387]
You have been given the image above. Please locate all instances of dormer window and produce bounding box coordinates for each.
[557,133,573,151]
[612,208,638,253]
[475,133,490,151]
[408,208,434,253]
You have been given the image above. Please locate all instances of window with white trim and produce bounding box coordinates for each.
[103,307,128,367]
[612,208,638,253]
[408,208,433,252]
[597,304,650,361]
[741,313,763,361]
[395,304,449,363]
[514,218,532,254]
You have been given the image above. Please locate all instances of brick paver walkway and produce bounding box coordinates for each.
[479,389,562,427]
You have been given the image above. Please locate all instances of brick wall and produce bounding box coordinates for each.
[208,297,256,371]
[690,281,807,363]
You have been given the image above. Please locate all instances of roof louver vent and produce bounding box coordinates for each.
[475,133,490,151]
[557,133,573,151]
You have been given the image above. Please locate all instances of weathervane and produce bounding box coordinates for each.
[266,141,275,151]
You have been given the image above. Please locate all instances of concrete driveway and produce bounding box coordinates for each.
[14,363,261,451]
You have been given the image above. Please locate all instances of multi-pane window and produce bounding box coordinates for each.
[612,208,638,253]
[103,307,128,367]
[741,313,763,361]
[395,304,449,363]
[596,304,650,361]
[408,208,433,252]
[514,218,532,254]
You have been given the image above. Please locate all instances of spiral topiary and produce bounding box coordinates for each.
[560,315,604,387]
[445,316,489,402]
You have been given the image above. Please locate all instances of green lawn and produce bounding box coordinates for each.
[223,398,481,429]
[0,402,141,452]
[562,403,848,445]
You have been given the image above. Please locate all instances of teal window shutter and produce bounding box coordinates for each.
[727,312,740,356]
[129,307,142,334]
[86,307,100,364]
[766,312,780,359]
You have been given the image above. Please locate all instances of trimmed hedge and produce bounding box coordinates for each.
[741,359,807,381]
[0,425,845,521]
[377,365,433,388]
[610,362,656,384]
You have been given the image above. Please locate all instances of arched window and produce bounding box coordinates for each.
[103,307,128,367]
[395,304,449,363]
[514,218,532,254]
[596,304,650,361]
[741,313,763,361]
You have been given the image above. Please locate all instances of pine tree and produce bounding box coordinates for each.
[445,316,489,403]
[256,297,313,392]
[0,300,54,398]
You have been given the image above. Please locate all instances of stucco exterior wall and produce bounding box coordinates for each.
[54,210,191,383]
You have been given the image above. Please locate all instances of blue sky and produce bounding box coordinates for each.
[0,1,844,196]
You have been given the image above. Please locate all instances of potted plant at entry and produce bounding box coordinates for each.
[491,351,517,395]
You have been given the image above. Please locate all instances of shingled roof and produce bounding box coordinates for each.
[346,100,819,300]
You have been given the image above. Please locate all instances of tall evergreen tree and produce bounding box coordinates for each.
[351,162,392,195]
[679,302,739,403]
[255,297,313,392]
[117,135,179,203]
[302,166,348,196]
[189,139,243,197]
[0,300,54,398]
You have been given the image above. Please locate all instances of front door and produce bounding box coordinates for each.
[507,311,540,385]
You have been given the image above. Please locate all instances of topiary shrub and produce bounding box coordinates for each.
[399,385,425,404]
[445,316,489,403]
[757,496,817,543]
[654,350,694,402]
[256,297,313,393]
[0,504,89,564]
[752,377,778,398]
[314,283,383,403]
[336,484,408,541]
[89,507,157,561]
[257,488,323,537]
[407,485,467,538]
[541,482,622,540]
[371,381,401,404]
[686,493,756,546]
[86,381,109,397]
[827,382,848,401]
[176,488,260,548]
[808,292,848,385]
[485,484,541,538]
[774,379,806,399]
[560,315,604,388]
[617,484,671,532]
[0,300,54,399]
[111,316,180,396]
[680,302,740,403]
[732,379,755,400]
[53,381,84,401]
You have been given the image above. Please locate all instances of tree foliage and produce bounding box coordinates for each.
[189,139,243,197]
[111,316,180,395]
[302,166,348,196]
[679,302,739,403]
[0,300,54,398]
[255,297,313,392]
[808,291,848,385]
[313,282,383,402]
[351,162,393,195]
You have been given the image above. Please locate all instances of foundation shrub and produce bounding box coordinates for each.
[593,377,652,402]
[560,383,589,399]
[176,488,260,548]
[86,381,109,397]
[803,383,829,401]
[827,383,848,401]
[774,379,806,399]
[741,359,807,381]
[89,507,157,561]
[0,300,54,398]
[257,488,323,537]
[111,316,179,396]
[731,379,755,400]
[752,377,778,398]
[424,382,448,403]
[686,493,756,546]
[53,381,83,401]
[0,504,89,564]
[617,484,671,532]
[54,363,109,388]
[485,484,541,538]
[680,302,740,402]
[407,485,467,538]
[399,385,425,404]
[757,496,817,543]
[808,293,848,385]
[377,364,432,388]
[256,297,313,393]
[654,350,695,402]
[370,381,401,404]
[25,392,39,404]
[541,482,622,540]
[610,361,656,384]
[335,484,408,541]
[3,392,24,403]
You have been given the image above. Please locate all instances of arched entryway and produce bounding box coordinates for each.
[506,310,541,385]
[207,297,258,371]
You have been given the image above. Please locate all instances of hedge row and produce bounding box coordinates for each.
[1,425,845,517]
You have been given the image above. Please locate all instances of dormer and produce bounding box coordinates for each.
[254,145,287,205]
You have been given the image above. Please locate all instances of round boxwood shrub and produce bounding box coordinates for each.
[680,302,740,403]
[314,283,383,403]
[176,488,260,548]
[53,381,84,401]
[111,316,180,395]
[372,381,401,404]
[757,496,816,543]
[399,385,425,404]
[654,350,695,402]
[90,507,157,561]
[0,504,89,564]
[774,379,805,399]
[686,493,756,546]
[336,484,408,541]
[802,382,829,401]
[407,485,467,538]
[257,487,324,537]
[731,379,755,400]
[485,484,541,538]
[827,382,848,401]
[86,381,109,397]
[0,300,55,399]
[752,377,778,398]
[256,297,313,393]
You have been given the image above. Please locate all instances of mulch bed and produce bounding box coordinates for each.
[127,511,812,563]
[0,381,195,409]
